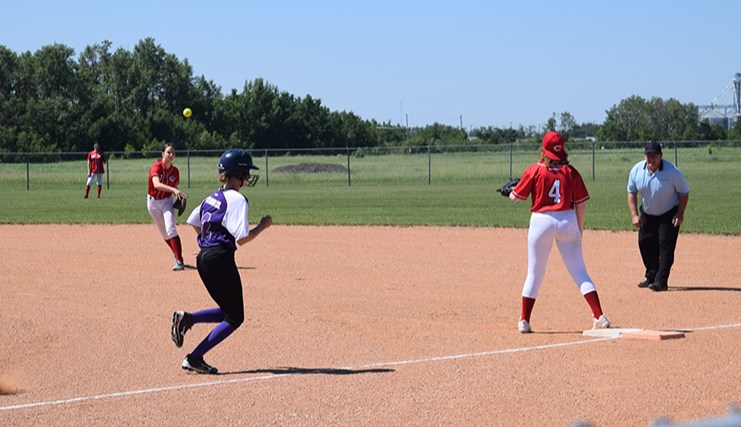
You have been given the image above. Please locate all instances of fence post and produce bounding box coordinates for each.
[187,149,191,189]
[346,147,351,187]
[674,142,678,166]
[265,149,269,187]
[592,140,596,181]
[26,156,30,191]
[427,145,431,185]
[509,144,513,179]
[106,155,110,189]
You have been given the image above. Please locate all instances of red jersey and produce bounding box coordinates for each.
[148,160,180,199]
[87,150,105,174]
[511,162,590,212]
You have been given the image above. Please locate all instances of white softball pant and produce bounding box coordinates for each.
[521,210,596,299]
[86,173,104,186]
[147,195,179,240]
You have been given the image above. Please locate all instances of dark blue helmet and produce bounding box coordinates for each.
[219,149,259,175]
[218,149,260,186]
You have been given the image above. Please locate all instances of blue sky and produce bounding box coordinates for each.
[3,1,740,129]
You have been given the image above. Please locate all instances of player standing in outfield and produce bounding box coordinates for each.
[147,143,187,271]
[508,131,610,333]
[627,141,689,292]
[84,143,105,198]
[171,149,272,374]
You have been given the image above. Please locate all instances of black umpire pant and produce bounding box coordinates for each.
[639,205,680,287]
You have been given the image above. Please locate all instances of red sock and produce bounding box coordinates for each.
[521,297,536,322]
[170,235,183,262]
[96,185,101,197]
[164,238,174,255]
[584,291,603,319]
[84,185,90,197]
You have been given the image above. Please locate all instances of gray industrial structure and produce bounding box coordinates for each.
[698,73,741,129]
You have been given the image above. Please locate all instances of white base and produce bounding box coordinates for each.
[582,327,643,338]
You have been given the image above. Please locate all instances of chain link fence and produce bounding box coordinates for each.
[1,140,739,190]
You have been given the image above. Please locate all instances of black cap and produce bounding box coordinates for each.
[644,141,662,154]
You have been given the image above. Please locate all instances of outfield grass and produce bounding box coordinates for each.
[1,146,739,234]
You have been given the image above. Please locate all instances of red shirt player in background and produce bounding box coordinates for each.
[84,143,105,198]
[147,143,188,271]
[508,131,610,333]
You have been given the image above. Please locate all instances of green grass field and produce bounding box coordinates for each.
[1,146,739,235]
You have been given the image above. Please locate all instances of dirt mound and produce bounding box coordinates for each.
[272,162,347,174]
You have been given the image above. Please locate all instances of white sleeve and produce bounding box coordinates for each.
[186,203,201,228]
[222,191,250,241]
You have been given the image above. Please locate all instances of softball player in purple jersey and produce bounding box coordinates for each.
[171,149,272,374]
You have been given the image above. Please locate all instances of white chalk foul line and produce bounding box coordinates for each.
[681,323,741,332]
[352,336,617,370]
[0,336,615,412]
[0,373,281,412]
[2,322,739,413]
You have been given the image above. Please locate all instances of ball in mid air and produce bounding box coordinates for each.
[183,108,192,118]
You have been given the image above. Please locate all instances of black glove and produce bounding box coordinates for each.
[173,197,187,216]
[496,178,520,197]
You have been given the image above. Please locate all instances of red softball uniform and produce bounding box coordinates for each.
[511,162,590,212]
[87,150,105,174]
[148,160,180,200]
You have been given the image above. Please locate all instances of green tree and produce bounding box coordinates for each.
[559,111,577,136]
[470,126,518,144]
[0,45,20,151]
[571,122,599,139]
[403,123,467,146]
[598,95,701,142]
[545,114,557,132]
[14,44,81,152]
[598,95,652,141]
[728,119,741,140]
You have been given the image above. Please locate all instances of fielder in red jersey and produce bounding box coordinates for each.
[84,143,105,198]
[147,143,188,271]
[511,162,590,213]
[509,131,610,333]
[148,158,180,200]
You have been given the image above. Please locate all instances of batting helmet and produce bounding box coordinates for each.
[218,149,260,186]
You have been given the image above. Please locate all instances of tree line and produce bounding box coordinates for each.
[0,38,738,156]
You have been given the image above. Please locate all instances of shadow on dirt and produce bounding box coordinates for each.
[670,285,741,292]
[220,366,395,376]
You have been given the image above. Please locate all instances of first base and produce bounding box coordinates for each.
[583,328,642,338]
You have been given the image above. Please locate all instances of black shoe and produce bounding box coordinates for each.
[648,283,668,292]
[637,279,653,288]
[171,311,192,348]
[182,354,218,374]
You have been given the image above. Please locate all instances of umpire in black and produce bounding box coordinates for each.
[627,141,690,292]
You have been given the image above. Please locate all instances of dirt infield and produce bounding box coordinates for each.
[0,224,739,426]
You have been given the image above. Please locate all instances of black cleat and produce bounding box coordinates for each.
[648,283,668,292]
[171,311,192,348]
[182,354,218,374]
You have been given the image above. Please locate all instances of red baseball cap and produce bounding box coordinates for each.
[542,131,566,161]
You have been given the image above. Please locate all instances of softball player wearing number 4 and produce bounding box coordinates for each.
[509,131,610,333]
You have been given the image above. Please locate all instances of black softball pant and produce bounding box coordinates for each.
[196,245,245,328]
[638,205,680,287]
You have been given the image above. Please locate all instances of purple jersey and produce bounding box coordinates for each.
[187,188,250,251]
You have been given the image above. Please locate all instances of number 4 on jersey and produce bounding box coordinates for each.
[548,179,561,204]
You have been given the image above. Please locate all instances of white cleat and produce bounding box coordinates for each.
[592,314,611,329]
[518,319,532,333]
